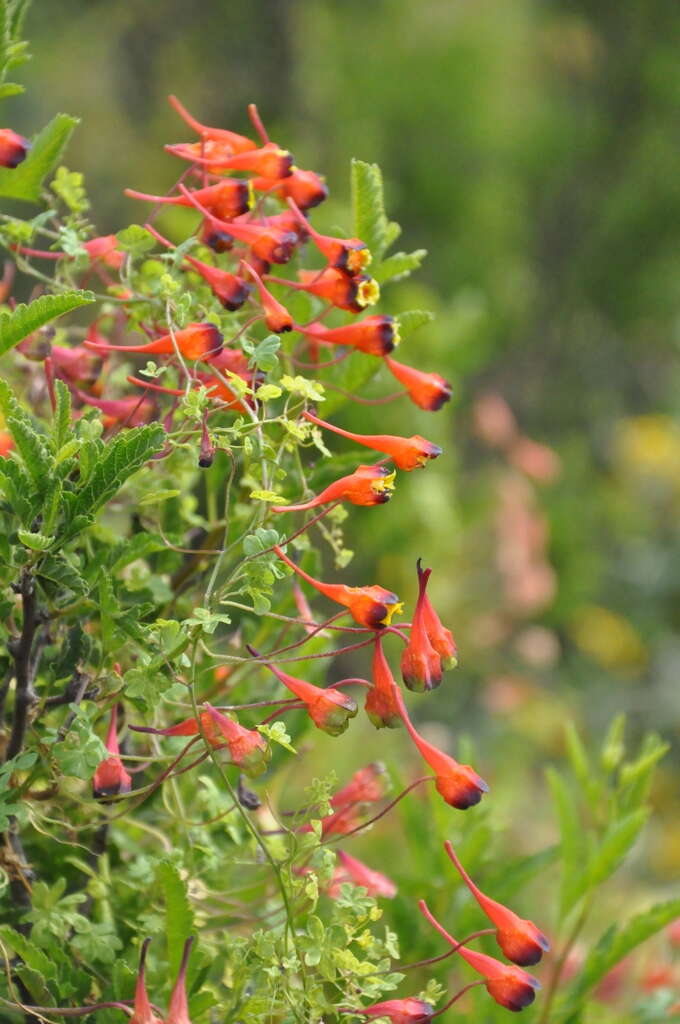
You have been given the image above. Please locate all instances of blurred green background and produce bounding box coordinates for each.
[12,0,680,869]
[5,0,680,1016]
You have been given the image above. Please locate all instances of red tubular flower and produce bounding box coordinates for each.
[419,900,540,1013]
[444,841,550,966]
[184,256,250,310]
[272,267,379,312]
[176,186,297,264]
[416,559,458,669]
[384,356,452,411]
[240,259,292,332]
[203,704,270,777]
[93,704,132,799]
[250,647,357,736]
[296,315,399,356]
[251,168,328,210]
[130,939,162,1024]
[272,464,395,513]
[302,411,442,471]
[273,544,402,628]
[166,936,194,1024]
[168,94,257,153]
[288,198,371,273]
[343,998,433,1024]
[332,763,387,809]
[200,222,233,253]
[125,179,252,220]
[400,563,442,693]
[0,431,14,458]
[167,140,294,179]
[83,235,125,271]
[329,850,397,899]
[84,322,223,361]
[395,688,488,809]
[365,635,402,729]
[208,347,251,377]
[0,128,30,168]
[50,344,103,385]
[73,388,155,428]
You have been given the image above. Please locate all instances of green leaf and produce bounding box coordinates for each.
[395,309,435,338]
[351,159,390,261]
[0,924,57,980]
[587,808,648,888]
[546,766,588,918]
[0,81,23,97]
[116,224,155,255]
[373,249,427,284]
[52,378,72,450]
[17,528,53,551]
[0,290,95,357]
[67,423,166,524]
[0,113,79,202]
[564,898,680,1007]
[157,861,194,977]
[37,552,89,603]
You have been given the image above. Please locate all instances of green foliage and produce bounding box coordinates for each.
[0,113,79,202]
[0,290,95,356]
[157,861,194,977]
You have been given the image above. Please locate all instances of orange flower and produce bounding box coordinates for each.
[125,179,252,220]
[384,357,452,411]
[296,315,399,356]
[176,186,298,264]
[303,411,442,471]
[84,322,223,361]
[251,167,328,210]
[288,198,371,274]
[82,235,125,271]
[144,223,250,312]
[332,763,388,808]
[73,388,155,429]
[272,464,395,513]
[400,562,442,693]
[280,267,379,312]
[0,430,14,458]
[273,545,402,628]
[344,999,433,1024]
[167,140,294,179]
[93,704,132,799]
[129,939,162,1024]
[0,128,30,168]
[250,647,357,736]
[168,94,257,153]
[415,559,458,669]
[365,635,402,729]
[165,937,195,1024]
[240,259,293,332]
[329,850,397,899]
[444,840,550,966]
[395,688,488,809]
[419,900,540,1013]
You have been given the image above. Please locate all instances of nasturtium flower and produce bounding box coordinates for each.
[289,267,380,312]
[444,841,550,966]
[384,356,452,411]
[303,411,442,471]
[415,559,458,669]
[344,998,434,1024]
[274,544,402,628]
[365,635,402,729]
[272,464,395,513]
[167,139,294,179]
[129,939,162,1024]
[401,562,443,692]
[249,646,357,736]
[84,322,223,361]
[241,259,293,332]
[168,93,257,152]
[296,315,399,356]
[0,127,30,168]
[419,900,540,1013]
[93,704,132,799]
[165,937,195,1024]
[329,850,397,899]
[251,167,328,210]
[125,178,252,220]
[73,388,155,429]
[288,197,371,273]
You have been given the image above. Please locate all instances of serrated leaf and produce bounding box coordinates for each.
[396,310,435,337]
[373,249,427,284]
[52,378,72,449]
[351,159,389,261]
[68,423,165,523]
[0,81,23,97]
[0,924,56,980]
[6,413,53,487]
[0,290,95,357]
[157,861,194,977]
[587,808,648,887]
[37,552,88,602]
[0,113,79,202]
[17,529,53,551]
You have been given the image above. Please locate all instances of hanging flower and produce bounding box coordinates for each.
[272,464,395,513]
[400,562,443,692]
[84,322,223,361]
[93,704,132,799]
[296,315,399,356]
[329,850,397,899]
[365,635,402,729]
[384,356,452,411]
[0,127,30,168]
[249,647,357,736]
[125,178,252,220]
[303,411,442,471]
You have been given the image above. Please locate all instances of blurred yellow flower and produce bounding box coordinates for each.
[570,605,647,671]
[616,415,680,483]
